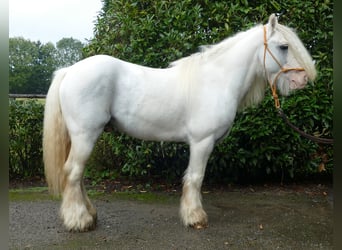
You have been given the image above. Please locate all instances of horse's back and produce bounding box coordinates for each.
[58,55,188,142]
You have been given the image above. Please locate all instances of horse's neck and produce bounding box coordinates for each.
[214,27,263,76]
[203,26,266,109]
[171,26,265,109]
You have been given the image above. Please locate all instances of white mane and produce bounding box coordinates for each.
[169,20,316,110]
[169,25,262,68]
[169,25,266,110]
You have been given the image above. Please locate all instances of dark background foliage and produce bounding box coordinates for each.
[9,99,44,179]
[83,0,333,184]
[9,0,333,185]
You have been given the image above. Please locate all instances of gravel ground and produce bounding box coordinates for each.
[9,185,333,249]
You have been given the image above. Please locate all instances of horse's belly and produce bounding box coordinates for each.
[112,113,187,142]
[111,91,187,141]
[110,71,188,142]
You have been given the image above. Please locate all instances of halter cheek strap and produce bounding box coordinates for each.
[263,25,305,109]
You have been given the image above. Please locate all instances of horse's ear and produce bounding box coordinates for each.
[268,14,278,32]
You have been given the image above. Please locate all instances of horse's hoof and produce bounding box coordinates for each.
[63,213,97,232]
[68,220,96,232]
[67,223,96,232]
[190,222,208,230]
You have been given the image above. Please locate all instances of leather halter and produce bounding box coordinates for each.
[263,25,305,109]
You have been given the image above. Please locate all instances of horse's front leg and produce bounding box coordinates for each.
[180,137,214,229]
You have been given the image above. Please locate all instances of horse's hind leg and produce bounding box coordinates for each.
[82,180,97,221]
[180,137,214,229]
[61,130,101,232]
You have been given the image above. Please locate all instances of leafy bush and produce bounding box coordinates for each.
[86,131,189,184]
[9,0,332,184]
[208,95,333,184]
[83,0,333,183]
[9,96,332,184]
[9,99,44,179]
[85,96,332,185]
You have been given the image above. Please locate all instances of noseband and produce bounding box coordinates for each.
[263,25,305,109]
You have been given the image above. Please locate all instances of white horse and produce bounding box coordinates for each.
[43,14,316,231]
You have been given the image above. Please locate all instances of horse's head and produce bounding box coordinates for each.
[262,14,316,96]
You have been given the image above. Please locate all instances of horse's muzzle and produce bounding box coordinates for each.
[288,70,308,90]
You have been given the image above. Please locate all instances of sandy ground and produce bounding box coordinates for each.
[9,185,333,249]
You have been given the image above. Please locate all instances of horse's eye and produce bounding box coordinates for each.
[279,44,288,51]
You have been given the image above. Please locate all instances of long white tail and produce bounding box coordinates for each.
[43,68,70,196]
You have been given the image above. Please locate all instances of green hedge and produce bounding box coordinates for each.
[86,96,332,185]
[9,99,44,179]
[9,98,331,184]
[9,0,333,184]
[83,0,333,184]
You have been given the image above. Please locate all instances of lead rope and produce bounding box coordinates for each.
[263,26,333,145]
